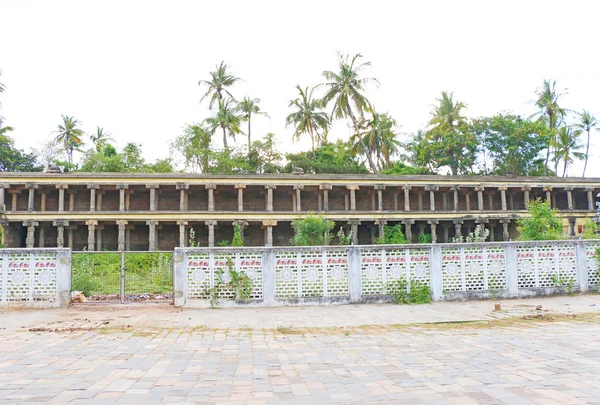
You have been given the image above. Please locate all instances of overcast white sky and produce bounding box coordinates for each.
[1,0,599,177]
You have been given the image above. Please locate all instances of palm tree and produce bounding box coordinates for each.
[573,110,598,177]
[0,116,14,138]
[237,96,269,151]
[531,79,568,174]
[285,85,330,158]
[198,61,241,109]
[428,91,467,130]
[319,53,380,172]
[53,115,85,165]
[553,126,585,177]
[352,112,401,170]
[205,98,242,149]
[89,126,115,153]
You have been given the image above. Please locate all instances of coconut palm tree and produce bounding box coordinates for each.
[428,91,468,130]
[237,96,269,151]
[0,116,13,138]
[205,98,242,149]
[89,126,115,153]
[352,112,401,171]
[573,110,598,177]
[198,61,241,109]
[54,115,84,165]
[319,53,380,172]
[531,79,568,174]
[553,126,585,177]
[285,85,330,158]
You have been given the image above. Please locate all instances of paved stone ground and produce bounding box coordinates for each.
[2,296,600,404]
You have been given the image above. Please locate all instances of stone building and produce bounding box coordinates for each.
[0,173,598,251]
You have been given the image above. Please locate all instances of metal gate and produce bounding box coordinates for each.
[71,251,173,303]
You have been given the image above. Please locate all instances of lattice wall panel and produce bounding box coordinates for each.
[1,253,57,302]
[274,251,349,299]
[586,243,600,287]
[361,249,387,295]
[441,247,506,292]
[517,244,577,288]
[187,252,263,300]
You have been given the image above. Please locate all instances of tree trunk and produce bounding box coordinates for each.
[311,130,316,159]
[222,126,228,149]
[583,128,590,177]
[544,113,553,174]
[247,117,251,153]
[347,108,378,174]
[563,159,567,177]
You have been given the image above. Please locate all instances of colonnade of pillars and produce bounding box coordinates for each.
[2,183,596,214]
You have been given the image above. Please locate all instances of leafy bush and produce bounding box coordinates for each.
[376,224,408,245]
[418,233,433,244]
[336,227,353,245]
[517,199,564,240]
[582,219,599,239]
[205,258,253,308]
[386,276,431,304]
[291,213,335,246]
[231,223,244,247]
[452,224,490,243]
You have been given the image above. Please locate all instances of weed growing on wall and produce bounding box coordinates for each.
[204,257,252,308]
[188,228,196,247]
[386,276,431,304]
[551,273,576,296]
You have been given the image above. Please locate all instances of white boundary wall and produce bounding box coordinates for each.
[173,240,600,307]
[0,248,71,308]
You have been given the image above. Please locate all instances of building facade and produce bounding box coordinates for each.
[0,173,598,251]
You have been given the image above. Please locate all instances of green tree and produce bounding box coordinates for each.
[531,79,568,174]
[320,53,379,172]
[247,133,282,174]
[198,61,240,109]
[285,85,329,158]
[517,199,564,240]
[353,112,401,171]
[171,124,213,173]
[573,110,598,177]
[53,114,85,165]
[0,136,42,172]
[553,126,585,177]
[285,140,367,174]
[205,98,242,149]
[380,161,431,175]
[402,129,435,172]
[376,224,408,244]
[469,114,549,175]
[89,126,115,153]
[425,91,477,175]
[121,142,146,172]
[237,96,269,152]
[0,116,14,138]
[291,214,334,246]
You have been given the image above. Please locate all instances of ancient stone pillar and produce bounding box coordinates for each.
[87,184,99,211]
[147,220,159,251]
[568,217,576,238]
[488,223,496,242]
[375,185,385,211]
[403,186,411,211]
[53,220,68,247]
[294,185,303,212]
[146,184,159,211]
[55,185,67,213]
[442,192,447,211]
[376,219,386,241]
[347,185,359,211]
[451,186,460,212]
[348,220,360,245]
[0,183,7,210]
[475,186,484,211]
[177,220,188,248]
[465,191,471,211]
[8,190,18,212]
[417,191,424,211]
[486,192,494,211]
[86,220,97,251]
[96,191,103,211]
[68,227,74,249]
[586,188,595,211]
[394,193,398,211]
[96,226,103,251]
[117,184,129,212]
[566,186,574,211]
[402,220,414,243]
[176,183,189,211]
[206,184,216,212]
[320,184,332,211]
[68,191,75,212]
[371,194,376,211]
[500,219,510,241]
[262,220,277,247]
[453,219,463,240]
[442,223,450,243]
[235,184,245,212]
[26,183,38,212]
[205,220,217,247]
[117,220,127,251]
[428,220,439,243]
[522,185,531,206]
[544,186,553,207]
[265,185,276,212]
[499,186,507,211]
[23,220,37,248]
[425,186,438,212]
[38,226,45,247]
